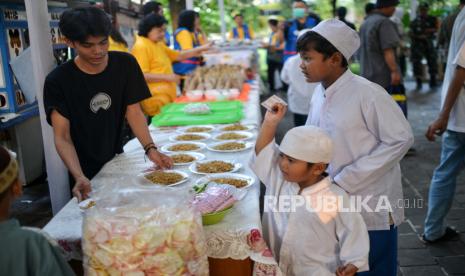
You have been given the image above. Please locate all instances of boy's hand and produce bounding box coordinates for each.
[263,103,287,126]
[336,264,358,276]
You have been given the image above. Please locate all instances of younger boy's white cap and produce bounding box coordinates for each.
[311,18,360,61]
[279,126,333,164]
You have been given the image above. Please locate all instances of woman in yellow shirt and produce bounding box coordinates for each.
[132,14,211,116]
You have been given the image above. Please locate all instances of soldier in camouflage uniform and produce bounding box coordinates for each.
[410,3,439,89]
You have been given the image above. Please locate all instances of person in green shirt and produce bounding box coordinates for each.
[0,146,75,276]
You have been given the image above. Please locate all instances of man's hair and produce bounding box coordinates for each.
[59,7,112,43]
[141,1,162,16]
[233,14,243,19]
[293,0,308,6]
[138,14,167,37]
[268,19,279,26]
[365,3,376,15]
[296,31,348,67]
[178,10,199,32]
[337,6,347,18]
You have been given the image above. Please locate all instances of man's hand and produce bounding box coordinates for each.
[73,175,91,202]
[147,149,173,169]
[426,115,448,141]
[336,264,358,276]
[263,103,287,126]
[391,70,401,86]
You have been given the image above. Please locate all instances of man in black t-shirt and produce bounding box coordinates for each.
[44,7,173,201]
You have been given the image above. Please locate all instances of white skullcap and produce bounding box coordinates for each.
[279,126,333,164]
[0,149,18,193]
[311,18,360,61]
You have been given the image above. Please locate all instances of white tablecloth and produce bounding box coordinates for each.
[43,81,282,275]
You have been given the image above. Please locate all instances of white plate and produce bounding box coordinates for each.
[207,141,254,153]
[218,124,256,132]
[168,152,206,166]
[169,133,211,142]
[137,170,189,187]
[213,131,254,141]
[189,160,242,175]
[195,173,255,189]
[161,142,206,153]
[177,125,216,134]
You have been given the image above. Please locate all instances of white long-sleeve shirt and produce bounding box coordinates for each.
[280,55,318,115]
[306,70,414,231]
[251,141,370,275]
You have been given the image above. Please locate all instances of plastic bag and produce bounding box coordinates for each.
[192,183,248,214]
[184,103,211,115]
[82,186,209,276]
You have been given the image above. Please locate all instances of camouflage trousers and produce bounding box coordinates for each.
[411,40,438,78]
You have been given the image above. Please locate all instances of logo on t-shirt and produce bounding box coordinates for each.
[90,93,112,113]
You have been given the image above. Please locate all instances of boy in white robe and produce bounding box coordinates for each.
[298,18,414,275]
[251,105,369,276]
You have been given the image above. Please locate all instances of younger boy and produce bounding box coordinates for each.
[298,19,414,275]
[251,105,369,276]
[0,146,75,276]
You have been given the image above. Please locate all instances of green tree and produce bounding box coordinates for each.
[193,0,261,34]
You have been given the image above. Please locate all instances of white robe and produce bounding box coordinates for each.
[251,142,370,275]
[306,70,414,230]
[280,55,318,115]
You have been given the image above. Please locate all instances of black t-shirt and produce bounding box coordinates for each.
[44,52,151,179]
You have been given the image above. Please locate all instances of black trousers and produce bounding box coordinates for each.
[267,59,283,91]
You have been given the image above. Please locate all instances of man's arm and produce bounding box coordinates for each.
[426,65,465,141]
[383,48,401,85]
[379,19,401,86]
[125,103,173,169]
[50,110,90,201]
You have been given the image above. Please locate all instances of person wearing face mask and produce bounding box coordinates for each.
[283,0,319,62]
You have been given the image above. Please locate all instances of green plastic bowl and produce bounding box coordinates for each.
[202,206,233,225]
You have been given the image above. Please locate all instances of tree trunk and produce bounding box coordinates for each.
[168,0,186,33]
[332,0,337,17]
